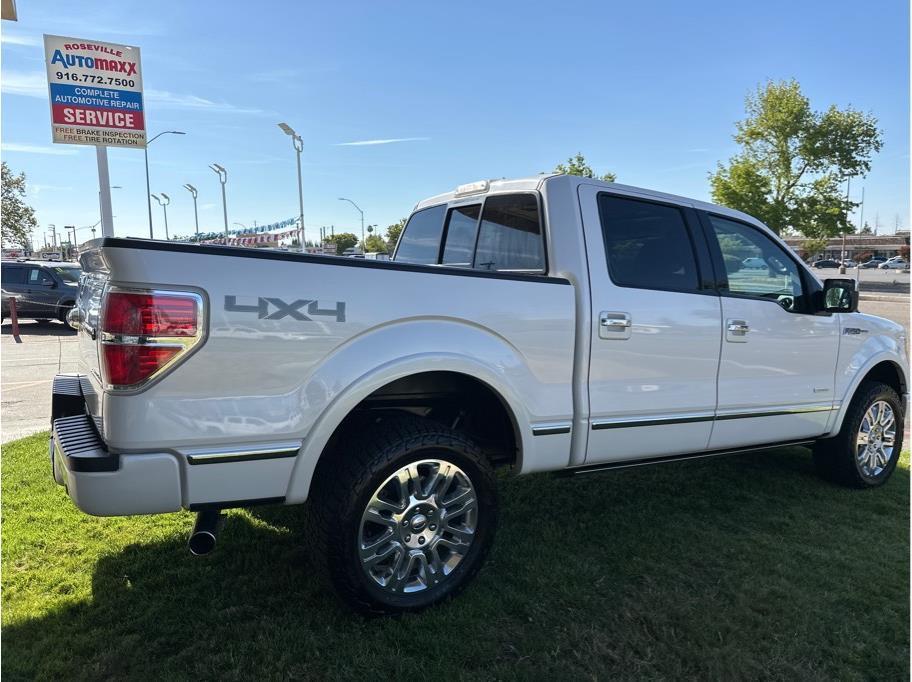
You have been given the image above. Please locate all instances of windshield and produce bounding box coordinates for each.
[51,266,81,283]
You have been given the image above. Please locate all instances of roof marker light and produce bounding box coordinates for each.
[454,180,490,197]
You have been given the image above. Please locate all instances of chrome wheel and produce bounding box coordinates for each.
[856,400,896,478]
[358,458,478,594]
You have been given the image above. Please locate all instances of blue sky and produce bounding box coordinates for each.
[2,0,909,245]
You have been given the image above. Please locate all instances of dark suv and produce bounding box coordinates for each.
[1,260,81,322]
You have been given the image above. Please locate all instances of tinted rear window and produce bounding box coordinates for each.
[441,205,481,267]
[395,205,446,265]
[598,194,699,292]
[473,194,544,272]
[1,266,26,284]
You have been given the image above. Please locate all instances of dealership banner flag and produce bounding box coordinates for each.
[43,34,146,149]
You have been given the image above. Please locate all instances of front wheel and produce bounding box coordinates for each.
[813,381,904,488]
[307,414,498,614]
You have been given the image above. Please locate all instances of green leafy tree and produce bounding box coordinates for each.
[324,232,358,254]
[710,80,882,237]
[385,218,406,251]
[800,237,830,261]
[363,234,388,253]
[1,162,38,248]
[554,153,616,182]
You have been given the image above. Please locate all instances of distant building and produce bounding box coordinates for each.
[783,233,910,261]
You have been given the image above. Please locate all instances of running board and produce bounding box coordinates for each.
[557,440,816,477]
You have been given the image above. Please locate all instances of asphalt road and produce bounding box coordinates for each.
[2,299,910,443]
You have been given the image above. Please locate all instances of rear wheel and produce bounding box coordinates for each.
[307,414,498,614]
[813,381,904,488]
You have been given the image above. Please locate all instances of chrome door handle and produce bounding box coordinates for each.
[726,319,750,343]
[599,312,632,340]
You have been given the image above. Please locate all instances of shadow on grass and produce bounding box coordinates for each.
[3,447,909,680]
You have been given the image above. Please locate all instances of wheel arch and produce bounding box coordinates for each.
[828,355,909,437]
[285,355,531,504]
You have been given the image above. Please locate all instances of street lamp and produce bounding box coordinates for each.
[338,197,364,251]
[278,122,306,251]
[210,163,228,244]
[145,131,186,238]
[151,193,171,240]
[183,184,199,242]
[233,222,248,230]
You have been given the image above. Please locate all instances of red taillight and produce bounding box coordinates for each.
[104,292,198,336]
[100,290,202,388]
[102,345,182,386]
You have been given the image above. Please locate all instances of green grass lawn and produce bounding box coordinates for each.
[2,432,909,681]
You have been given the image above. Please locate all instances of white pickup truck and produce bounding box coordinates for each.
[54,174,908,614]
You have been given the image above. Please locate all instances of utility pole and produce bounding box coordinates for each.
[839,177,851,274]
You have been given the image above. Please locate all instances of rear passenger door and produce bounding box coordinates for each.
[579,186,722,464]
[25,267,59,318]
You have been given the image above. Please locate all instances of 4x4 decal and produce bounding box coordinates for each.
[225,295,346,322]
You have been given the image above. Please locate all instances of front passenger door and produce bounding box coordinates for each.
[704,214,839,450]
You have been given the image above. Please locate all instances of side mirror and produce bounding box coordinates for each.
[821,278,858,313]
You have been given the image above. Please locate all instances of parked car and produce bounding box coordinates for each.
[1,260,81,322]
[879,259,909,270]
[860,259,885,269]
[741,257,767,269]
[812,259,840,269]
[840,259,857,268]
[53,175,908,614]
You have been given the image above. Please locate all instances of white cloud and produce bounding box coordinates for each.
[1,71,46,97]
[1,33,41,47]
[145,89,265,115]
[2,143,79,156]
[335,137,430,147]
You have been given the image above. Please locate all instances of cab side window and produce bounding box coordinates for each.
[395,205,446,265]
[1,266,26,285]
[441,205,481,267]
[598,194,700,293]
[473,194,544,272]
[708,215,805,312]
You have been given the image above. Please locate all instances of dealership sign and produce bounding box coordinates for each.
[43,35,146,148]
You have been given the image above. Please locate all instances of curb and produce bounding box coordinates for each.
[858,293,909,303]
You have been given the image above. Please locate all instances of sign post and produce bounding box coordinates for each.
[43,35,146,237]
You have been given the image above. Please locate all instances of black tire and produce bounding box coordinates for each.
[58,304,74,323]
[813,380,905,488]
[307,413,498,615]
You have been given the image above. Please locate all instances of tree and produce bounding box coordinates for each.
[385,218,406,251]
[900,245,910,261]
[859,222,874,235]
[2,162,38,248]
[363,233,388,253]
[323,232,358,254]
[800,237,830,261]
[710,80,882,237]
[553,153,616,182]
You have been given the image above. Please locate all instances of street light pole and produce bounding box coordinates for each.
[151,193,171,240]
[144,131,186,239]
[278,123,306,251]
[210,164,229,244]
[338,197,364,251]
[183,184,199,242]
